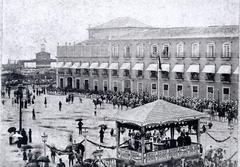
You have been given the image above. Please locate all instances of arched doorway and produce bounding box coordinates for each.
[93,80,98,92]
[60,78,64,88]
[84,79,89,90]
[123,80,131,93]
[67,77,73,88]
[76,79,80,89]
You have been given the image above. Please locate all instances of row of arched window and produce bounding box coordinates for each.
[111,42,232,58]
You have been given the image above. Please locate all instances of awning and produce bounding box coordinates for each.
[186,64,199,73]
[99,63,109,69]
[161,64,170,72]
[217,65,231,74]
[89,63,99,69]
[233,66,239,74]
[120,63,131,70]
[80,62,89,69]
[108,63,119,70]
[56,62,64,68]
[132,63,143,70]
[50,62,57,68]
[71,62,80,69]
[172,64,184,73]
[62,62,72,68]
[202,65,215,73]
[146,64,157,71]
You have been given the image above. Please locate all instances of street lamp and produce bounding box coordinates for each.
[41,132,48,156]
[17,84,24,132]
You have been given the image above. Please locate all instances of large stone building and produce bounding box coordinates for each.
[56,17,239,102]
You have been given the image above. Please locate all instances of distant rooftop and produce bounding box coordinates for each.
[89,17,152,29]
[113,25,239,39]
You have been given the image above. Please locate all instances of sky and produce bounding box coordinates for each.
[2,0,239,64]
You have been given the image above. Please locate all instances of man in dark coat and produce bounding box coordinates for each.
[28,129,32,143]
[99,128,104,143]
[59,101,62,111]
[184,132,191,146]
[78,121,83,135]
[44,97,47,108]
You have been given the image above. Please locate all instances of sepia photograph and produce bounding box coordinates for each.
[0,0,239,166]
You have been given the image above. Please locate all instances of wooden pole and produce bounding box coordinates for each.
[141,126,146,164]
[196,119,200,143]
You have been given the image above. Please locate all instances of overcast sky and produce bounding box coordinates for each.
[2,0,239,64]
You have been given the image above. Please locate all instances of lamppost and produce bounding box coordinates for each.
[17,84,24,132]
[41,132,48,156]
[82,127,88,160]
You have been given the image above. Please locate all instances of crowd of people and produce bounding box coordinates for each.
[46,86,238,125]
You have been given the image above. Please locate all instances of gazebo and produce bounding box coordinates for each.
[113,100,208,166]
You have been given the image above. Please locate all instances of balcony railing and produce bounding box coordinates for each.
[221,52,232,59]
[175,52,185,58]
[58,71,65,75]
[102,72,108,77]
[205,74,215,82]
[191,54,200,58]
[161,52,170,59]
[221,75,231,83]
[190,73,199,81]
[150,53,158,58]
[150,75,157,79]
[92,72,99,76]
[205,52,216,58]
[175,73,184,80]
[82,71,89,76]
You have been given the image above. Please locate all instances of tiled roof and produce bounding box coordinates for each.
[90,17,152,29]
[112,25,239,39]
[114,100,207,126]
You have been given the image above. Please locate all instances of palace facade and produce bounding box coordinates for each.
[56,17,239,102]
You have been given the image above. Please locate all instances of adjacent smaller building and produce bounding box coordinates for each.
[18,44,56,69]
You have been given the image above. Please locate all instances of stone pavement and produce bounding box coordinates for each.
[0,91,238,167]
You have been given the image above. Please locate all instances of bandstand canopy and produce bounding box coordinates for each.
[114,100,207,127]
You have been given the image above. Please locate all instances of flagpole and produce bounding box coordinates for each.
[108,36,112,91]
[157,54,162,100]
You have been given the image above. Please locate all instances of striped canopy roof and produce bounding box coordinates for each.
[114,100,207,127]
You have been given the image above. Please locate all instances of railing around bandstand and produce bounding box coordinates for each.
[144,144,200,164]
[117,148,142,164]
[117,144,200,165]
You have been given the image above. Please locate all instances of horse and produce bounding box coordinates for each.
[93,98,103,109]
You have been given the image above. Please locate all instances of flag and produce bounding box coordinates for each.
[158,55,162,70]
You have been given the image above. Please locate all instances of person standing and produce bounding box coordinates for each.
[32,109,36,120]
[28,129,32,143]
[23,150,27,162]
[99,128,104,143]
[51,148,56,163]
[110,128,114,137]
[24,99,28,109]
[59,101,62,111]
[78,121,83,135]
[28,150,33,162]
[68,152,74,167]
[44,97,47,108]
